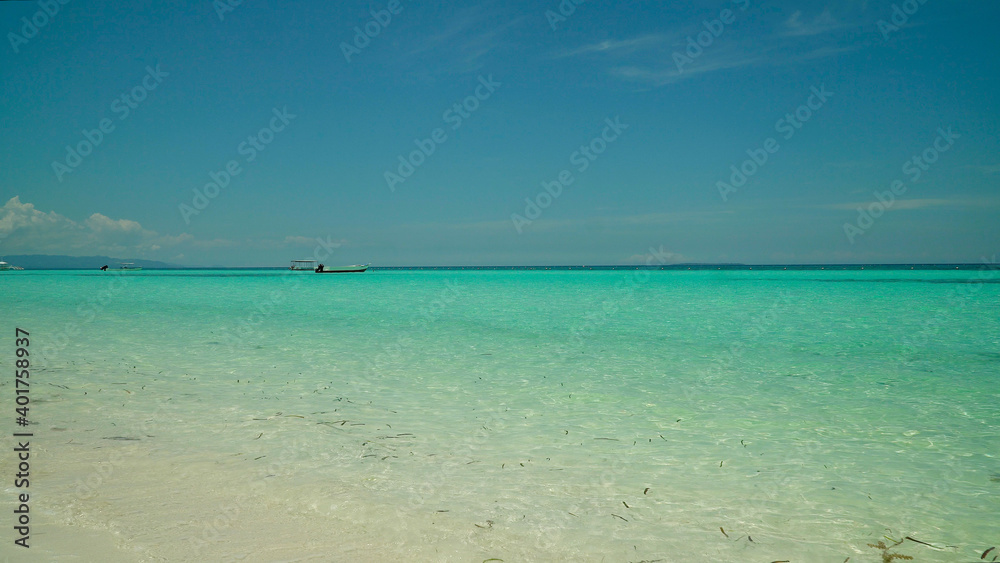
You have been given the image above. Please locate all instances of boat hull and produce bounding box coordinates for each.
[315,265,368,273]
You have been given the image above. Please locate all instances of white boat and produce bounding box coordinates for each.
[315,263,369,273]
[289,259,318,271]
[0,260,23,271]
[101,262,142,271]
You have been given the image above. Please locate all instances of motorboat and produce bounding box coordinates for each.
[101,263,142,271]
[0,260,23,271]
[315,263,369,273]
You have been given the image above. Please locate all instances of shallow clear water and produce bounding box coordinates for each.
[2,268,998,562]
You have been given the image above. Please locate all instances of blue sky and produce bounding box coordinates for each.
[1,0,998,266]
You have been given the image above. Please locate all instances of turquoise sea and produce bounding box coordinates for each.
[2,267,998,562]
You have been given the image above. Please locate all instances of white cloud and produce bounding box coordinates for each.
[0,196,201,257]
[84,213,148,234]
[0,196,85,251]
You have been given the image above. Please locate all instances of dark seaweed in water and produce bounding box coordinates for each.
[867,540,913,562]
[989,473,1000,482]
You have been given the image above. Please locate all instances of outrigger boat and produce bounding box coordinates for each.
[289,259,369,273]
[315,263,369,273]
[0,259,23,271]
[100,262,142,271]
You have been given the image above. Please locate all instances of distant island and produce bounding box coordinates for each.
[2,255,181,269]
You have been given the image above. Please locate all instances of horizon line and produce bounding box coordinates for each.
[8,263,997,271]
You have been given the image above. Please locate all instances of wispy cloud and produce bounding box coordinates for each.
[282,235,319,246]
[820,198,992,211]
[781,8,855,37]
[623,250,685,264]
[552,5,868,88]
[550,34,668,59]
[403,209,737,238]
[270,235,348,250]
[401,5,523,74]
[964,163,1000,175]
[784,43,864,62]
[612,50,766,87]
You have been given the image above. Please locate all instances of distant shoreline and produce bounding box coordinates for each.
[6,263,996,271]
